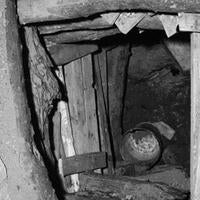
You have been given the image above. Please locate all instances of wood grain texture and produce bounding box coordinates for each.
[64,55,100,155]
[38,14,163,35]
[107,44,130,159]
[63,152,106,175]
[24,27,61,162]
[38,17,112,34]
[191,32,200,200]
[18,0,200,24]
[79,173,188,200]
[47,43,98,66]
[44,29,120,44]
[94,50,114,174]
[82,55,100,153]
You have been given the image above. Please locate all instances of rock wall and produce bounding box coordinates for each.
[0,0,57,199]
[123,31,190,171]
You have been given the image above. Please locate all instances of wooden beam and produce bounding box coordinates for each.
[18,0,200,24]
[44,29,120,44]
[47,43,98,66]
[38,17,112,34]
[63,152,107,176]
[191,32,200,200]
[79,173,188,200]
[39,15,163,35]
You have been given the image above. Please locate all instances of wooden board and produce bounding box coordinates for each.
[47,43,98,66]
[63,152,107,175]
[93,51,114,174]
[107,44,130,159]
[79,173,188,200]
[18,0,200,24]
[38,17,112,34]
[81,55,100,153]
[191,32,200,200]
[38,14,163,35]
[44,29,120,44]
[64,55,100,155]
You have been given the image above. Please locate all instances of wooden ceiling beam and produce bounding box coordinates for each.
[17,0,200,25]
[39,15,163,35]
[44,28,121,44]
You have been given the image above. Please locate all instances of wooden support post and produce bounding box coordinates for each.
[191,32,200,200]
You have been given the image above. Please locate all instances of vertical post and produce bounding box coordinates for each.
[191,32,200,200]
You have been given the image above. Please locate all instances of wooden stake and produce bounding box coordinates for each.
[38,15,163,35]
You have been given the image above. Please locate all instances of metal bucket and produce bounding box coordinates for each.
[120,123,163,167]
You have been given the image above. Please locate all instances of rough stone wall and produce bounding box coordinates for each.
[0,0,57,199]
[123,31,190,171]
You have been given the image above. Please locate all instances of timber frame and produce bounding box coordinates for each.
[16,1,200,200]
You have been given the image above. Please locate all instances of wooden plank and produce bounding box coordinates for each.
[81,55,100,153]
[18,0,200,24]
[107,44,130,159]
[63,152,107,175]
[179,13,200,32]
[64,59,86,154]
[44,28,120,44]
[93,51,114,174]
[64,56,100,155]
[191,32,200,200]
[38,14,163,35]
[79,173,188,200]
[47,43,98,66]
